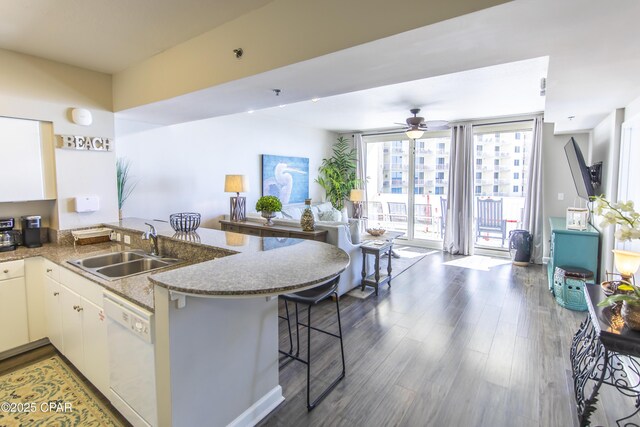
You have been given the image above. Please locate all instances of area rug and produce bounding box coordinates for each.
[443,255,511,271]
[0,356,124,427]
[348,245,436,299]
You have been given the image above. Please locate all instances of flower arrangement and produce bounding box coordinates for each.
[592,195,640,241]
[255,195,282,213]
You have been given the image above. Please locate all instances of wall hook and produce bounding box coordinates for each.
[233,48,243,59]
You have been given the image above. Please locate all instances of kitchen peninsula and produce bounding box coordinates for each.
[0,218,350,427]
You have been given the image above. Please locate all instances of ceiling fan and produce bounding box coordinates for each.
[397,108,449,139]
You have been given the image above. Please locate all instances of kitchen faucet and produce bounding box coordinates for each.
[142,223,159,256]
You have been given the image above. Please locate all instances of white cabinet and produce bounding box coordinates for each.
[44,276,64,351]
[82,298,109,394]
[55,266,109,396]
[0,260,29,352]
[0,117,56,202]
[60,285,84,369]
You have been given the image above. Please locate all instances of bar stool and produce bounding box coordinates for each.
[278,276,346,411]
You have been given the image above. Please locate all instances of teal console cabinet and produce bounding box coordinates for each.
[547,217,599,292]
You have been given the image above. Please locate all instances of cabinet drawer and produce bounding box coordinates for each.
[44,259,60,282]
[0,259,25,280]
[262,230,285,238]
[222,223,239,232]
[244,228,261,236]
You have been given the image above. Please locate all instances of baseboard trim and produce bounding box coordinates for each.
[0,338,50,361]
[227,385,284,427]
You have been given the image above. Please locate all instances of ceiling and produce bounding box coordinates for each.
[0,0,273,73]
[254,57,548,133]
[116,0,640,134]
[2,1,639,133]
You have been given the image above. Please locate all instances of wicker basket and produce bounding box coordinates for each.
[366,228,386,237]
[170,212,201,232]
[72,228,112,245]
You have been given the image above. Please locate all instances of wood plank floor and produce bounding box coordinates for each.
[261,251,636,427]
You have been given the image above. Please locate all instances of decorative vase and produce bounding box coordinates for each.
[261,211,276,226]
[621,301,640,331]
[301,198,315,231]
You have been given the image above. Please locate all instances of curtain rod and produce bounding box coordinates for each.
[472,118,534,127]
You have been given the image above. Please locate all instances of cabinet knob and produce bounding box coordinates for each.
[3,269,8,274]
[53,292,59,296]
[46,268,53,273]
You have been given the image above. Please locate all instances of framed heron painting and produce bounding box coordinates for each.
[262,154,309,204]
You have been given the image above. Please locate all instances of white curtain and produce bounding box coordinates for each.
[523,115,544,264]
[444,123,475,255]
[353,133,367,219]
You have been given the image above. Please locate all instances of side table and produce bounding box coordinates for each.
[360,241,393,296]
[570,284,640,426]
[361,231,404,258]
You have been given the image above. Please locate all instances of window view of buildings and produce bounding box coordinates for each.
[364,127,532,248]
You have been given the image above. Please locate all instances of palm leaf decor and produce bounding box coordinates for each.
[316,136,362,211]
[116,158,137,210]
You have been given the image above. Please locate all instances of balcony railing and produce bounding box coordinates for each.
[436,164,449,170]
[435,178,448,184]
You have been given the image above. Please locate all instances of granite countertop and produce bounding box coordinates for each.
[0,242,177,311]
[0,218,350,309]
[149,239,350,296]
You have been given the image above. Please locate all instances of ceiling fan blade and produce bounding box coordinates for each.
[425,120,449,127]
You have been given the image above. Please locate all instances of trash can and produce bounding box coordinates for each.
[509,229,532,266]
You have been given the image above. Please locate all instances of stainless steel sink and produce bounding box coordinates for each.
[68,251,182,281]
[69,251,145,269]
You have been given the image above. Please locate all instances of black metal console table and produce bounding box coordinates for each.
[571,284,640,426]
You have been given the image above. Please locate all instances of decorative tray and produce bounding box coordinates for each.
[71,227,112,245]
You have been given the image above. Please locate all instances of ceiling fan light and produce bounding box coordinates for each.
[406,128,424,139]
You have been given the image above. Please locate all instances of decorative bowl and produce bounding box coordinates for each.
[169,212,201,232]
[601,280,633,297]
[366,228,386,237]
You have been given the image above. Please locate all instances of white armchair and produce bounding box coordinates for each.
[314,221,372,296]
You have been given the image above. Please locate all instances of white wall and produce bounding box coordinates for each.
[115,114,335,228]
[591,109,625,278]
[0,48,117,230]
[541,123,590,257]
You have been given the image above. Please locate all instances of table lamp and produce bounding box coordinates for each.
[225,175,247,222]
[350,189,365,219]
[612,249,640,283]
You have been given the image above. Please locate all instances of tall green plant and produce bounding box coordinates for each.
[316,136,361,211]
[116,158,137,210]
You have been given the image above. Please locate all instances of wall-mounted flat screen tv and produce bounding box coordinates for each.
[564,137,597,200]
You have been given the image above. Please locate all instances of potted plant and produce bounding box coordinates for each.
[593,195,640,329]
[116,158,137,220]
[255,195,282,226]
[598,282,640,330]
[316,137,362,216]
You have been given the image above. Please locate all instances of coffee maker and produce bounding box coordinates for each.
[0,218,19,252]
[21,216,42,248]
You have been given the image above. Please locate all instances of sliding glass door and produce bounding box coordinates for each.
[364,133,450,244]
[472,124,533,250]
[365,139,410,235]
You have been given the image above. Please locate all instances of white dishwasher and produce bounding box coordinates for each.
[103,292,157,427]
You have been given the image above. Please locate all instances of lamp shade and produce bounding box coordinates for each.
[405,128,424,139]
[613,249,640,279]
[350,189,365,202]
[224,175,247,193]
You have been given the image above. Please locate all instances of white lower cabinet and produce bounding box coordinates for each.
[42,264,110,396]
[44,276,64,351]
[60,285,84,370]
[0,260,29,353]
[82,298,109,394]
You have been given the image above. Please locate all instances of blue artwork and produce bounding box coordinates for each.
[262,154,309,204]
